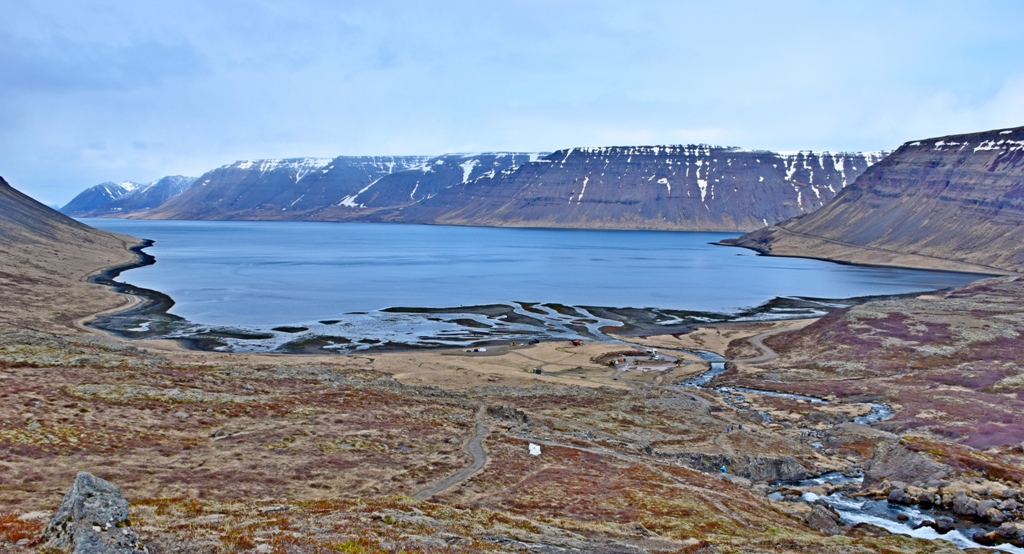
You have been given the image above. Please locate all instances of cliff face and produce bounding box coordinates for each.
[92,147,884,231]
[726,126,1024,273]
[373,146,885,231]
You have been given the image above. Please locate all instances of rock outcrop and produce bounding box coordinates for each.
[805,500,844,536]
[487,405,529,424]
[863,440,950,487]
[725,126,1024,273]
[657,451,807,482]
[44,472,146,553]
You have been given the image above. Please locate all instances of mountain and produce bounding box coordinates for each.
[724,126,1024,273]
[60,180,141,215]
[0,175,142,332]
[136,148,886,231]
[85,147,886,231]
[139,153,537,220]
[61,176,196,217]
[363,146,887,231]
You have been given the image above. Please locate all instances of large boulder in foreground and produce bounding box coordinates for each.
[44,472,146,553]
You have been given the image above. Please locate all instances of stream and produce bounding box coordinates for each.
[676,355,894,425]
[669,358,1024,551]
[778,474,1024,553]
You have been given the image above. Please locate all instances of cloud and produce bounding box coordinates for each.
[0,33,206,95]
[2,1,1024,204]
[897,74,1024,141]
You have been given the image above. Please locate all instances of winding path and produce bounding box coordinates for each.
[730,328,788,364]
[413,406,490,500]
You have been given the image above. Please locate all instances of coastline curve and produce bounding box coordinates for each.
[78,239,182,331]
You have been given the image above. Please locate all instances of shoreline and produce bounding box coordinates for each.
[78,239,184,335]
[79,232,989,357]
[85,239,178,317]
[715,237,1009,277]
[87,214,1007,276]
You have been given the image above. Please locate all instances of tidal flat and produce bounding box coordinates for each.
[79,219,982,354]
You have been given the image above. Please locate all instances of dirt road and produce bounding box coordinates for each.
[413,406,490,500]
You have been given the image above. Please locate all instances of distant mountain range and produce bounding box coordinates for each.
[61,176,196,217]
[725,126,1024,273]
[62,146,888,232]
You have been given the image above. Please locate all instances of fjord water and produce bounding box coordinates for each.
[83,219,981,328]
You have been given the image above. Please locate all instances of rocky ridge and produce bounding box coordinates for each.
[381,146,887,231]
[126,154,535,221]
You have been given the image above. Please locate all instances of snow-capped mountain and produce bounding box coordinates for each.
[61,176,196,217]
[60,181,142,216]
[67,146,888,231]
[140,154,538,220]
[364,146,888,231]
[728,125,1024,271]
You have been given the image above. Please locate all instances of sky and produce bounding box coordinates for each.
[2,1,1024,206]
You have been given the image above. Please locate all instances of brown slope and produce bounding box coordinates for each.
[726,126,1024,273]
[0,176,142,332]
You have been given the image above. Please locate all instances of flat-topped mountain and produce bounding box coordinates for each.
[65,146,886,232]
[61,176,196,217]
[725,126,1024,273]
[368,146,886,231]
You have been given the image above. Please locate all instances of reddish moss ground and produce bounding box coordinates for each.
[0,329,956,553]
[723,276,1024,450]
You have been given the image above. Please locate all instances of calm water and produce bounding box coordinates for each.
[83,219,981,329]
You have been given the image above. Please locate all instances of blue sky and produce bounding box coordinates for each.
[3,1,1024,206]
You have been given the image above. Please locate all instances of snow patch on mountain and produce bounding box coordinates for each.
[230,158,333,182]
[460,160,480,183]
